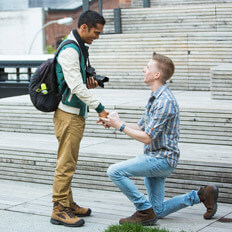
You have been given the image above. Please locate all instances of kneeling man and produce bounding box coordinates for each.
[100,52,218,226]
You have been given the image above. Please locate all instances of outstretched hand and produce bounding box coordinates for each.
[97,110,110,128]
[98,111,122,130]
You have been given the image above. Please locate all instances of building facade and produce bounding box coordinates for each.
[44,0,121,50]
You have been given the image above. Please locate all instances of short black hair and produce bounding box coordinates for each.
[78,10,106,29]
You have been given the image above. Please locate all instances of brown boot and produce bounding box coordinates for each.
[198,185,219,219]
[50,202,85,227]
[70,202,91,217]
[119,207,158,226]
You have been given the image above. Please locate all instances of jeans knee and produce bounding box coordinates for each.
[107,163,123,181]
[107,164,117,179]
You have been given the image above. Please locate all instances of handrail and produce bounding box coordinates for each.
[0,60,44,68]
[0,60,45,83]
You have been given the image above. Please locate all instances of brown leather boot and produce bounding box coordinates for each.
[119,207,158,226]
[198,185,219,219]
[50,202,85,227]
[70,202,92,217]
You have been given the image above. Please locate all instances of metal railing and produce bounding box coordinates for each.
[0,60,45,98]
[143,0,150,7]
[82,0,103,14]
[0,60,44,83]
[112,0,150,34]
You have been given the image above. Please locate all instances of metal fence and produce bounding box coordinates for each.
[0,60,45,98]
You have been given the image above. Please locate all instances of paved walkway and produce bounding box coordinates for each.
[0,179,231,232]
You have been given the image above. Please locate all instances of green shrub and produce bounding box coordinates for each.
[104,223,180,232]
[46,45,56,54]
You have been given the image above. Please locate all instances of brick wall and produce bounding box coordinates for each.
[45,0,120,50]
[119,0,132,8]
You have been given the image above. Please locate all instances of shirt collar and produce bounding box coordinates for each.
[153,83,168,99]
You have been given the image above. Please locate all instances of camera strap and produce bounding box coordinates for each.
[72,30,92,113]
[72,29,89,66]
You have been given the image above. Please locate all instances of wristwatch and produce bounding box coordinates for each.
[119,123,126,132]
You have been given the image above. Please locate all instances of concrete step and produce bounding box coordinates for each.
[211,64,232,100]
[0,109,232,144]
[0,90,231,146]
[0,132,231,204]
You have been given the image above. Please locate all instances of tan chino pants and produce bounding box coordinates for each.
[52,109,85,207]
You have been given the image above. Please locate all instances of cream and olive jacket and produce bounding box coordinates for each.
[56,31,104,117]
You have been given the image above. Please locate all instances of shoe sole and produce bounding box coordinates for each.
[204,186,219,219]
[50,218,85,227]
[141,217,158,226]
[119,217,158,226]
[75,208,92,217]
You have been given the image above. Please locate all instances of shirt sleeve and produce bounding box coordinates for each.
[145,99,175,140]
[57,47,104,112]
[138,109,146,131]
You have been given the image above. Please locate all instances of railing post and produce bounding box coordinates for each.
[99,0,102,15]
[114,8,121,34]
[28,68,32,81]
[0,68,8,81]
[82,0,89,12]
[16,68,20,82]
[143,0,150,8]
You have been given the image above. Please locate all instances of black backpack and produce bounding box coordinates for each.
[29,40,80,112]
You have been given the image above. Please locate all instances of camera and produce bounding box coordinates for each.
[86,65,109,88]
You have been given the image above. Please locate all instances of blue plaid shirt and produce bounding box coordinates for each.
[138,84,180,168]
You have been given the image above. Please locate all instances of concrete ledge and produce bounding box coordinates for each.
[0,90,231,146]
[211,63,232,100]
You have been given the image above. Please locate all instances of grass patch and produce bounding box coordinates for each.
[104,223,185,232]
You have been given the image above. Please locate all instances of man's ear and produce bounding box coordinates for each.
[80,24,89,32]
[154,72,161,79]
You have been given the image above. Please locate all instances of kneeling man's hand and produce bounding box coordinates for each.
[100,111,122,130]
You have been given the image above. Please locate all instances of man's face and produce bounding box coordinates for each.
[143,59,160,84]
[82,23,104,44]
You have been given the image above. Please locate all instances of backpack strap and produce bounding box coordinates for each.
[55,39,81,62]
[55,40,82,97]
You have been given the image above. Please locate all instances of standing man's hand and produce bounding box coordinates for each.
[98,110,108,118]
[97,110,109,128]
[87,76,98,89]
[100,111,123,130]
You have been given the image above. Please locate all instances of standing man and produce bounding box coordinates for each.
[100,52,218,226]
[50,10,108,227]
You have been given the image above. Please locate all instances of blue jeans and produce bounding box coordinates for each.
[107,155,200,218]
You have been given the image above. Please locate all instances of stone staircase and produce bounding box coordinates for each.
[103,3,232,34]
[132,0,232,8]
[89,32,232,91]
[100,4,232,91]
